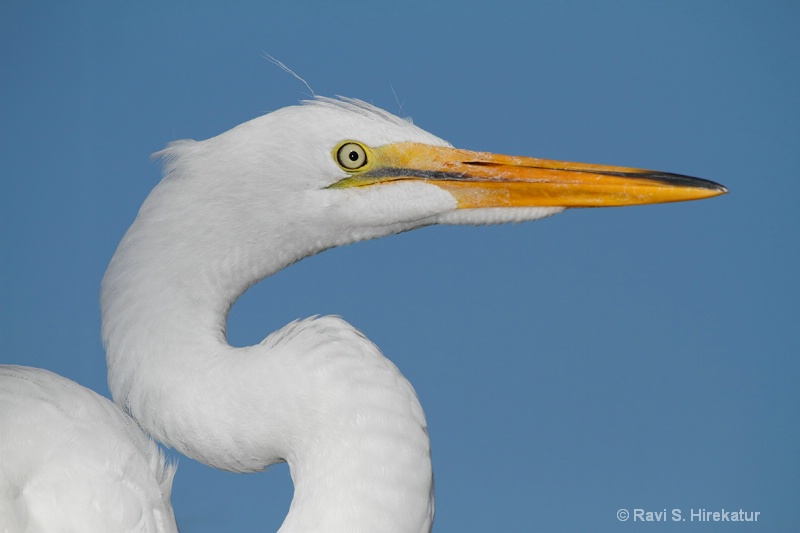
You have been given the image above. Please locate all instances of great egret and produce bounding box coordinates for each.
[2,96,725,533]
[102,97,725,531]
[0,365,177,532]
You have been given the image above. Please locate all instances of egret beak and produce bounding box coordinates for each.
[333,142,727,208]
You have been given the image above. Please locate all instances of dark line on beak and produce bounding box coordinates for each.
[361,167,469,181]
[363,165,727,193]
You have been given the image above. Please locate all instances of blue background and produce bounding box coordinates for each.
[2,1,798,531]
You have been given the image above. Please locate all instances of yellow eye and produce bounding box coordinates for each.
[336,142,368,170]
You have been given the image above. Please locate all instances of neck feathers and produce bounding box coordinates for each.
[101,185,434,531]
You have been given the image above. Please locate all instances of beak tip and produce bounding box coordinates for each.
[708,182,728,197]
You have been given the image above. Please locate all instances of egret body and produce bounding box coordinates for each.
[0,366,177,532]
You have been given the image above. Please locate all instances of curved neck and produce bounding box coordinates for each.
[101,182,434,532]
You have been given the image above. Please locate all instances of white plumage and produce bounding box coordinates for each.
[0,366,177,533]
[2,97,725,532]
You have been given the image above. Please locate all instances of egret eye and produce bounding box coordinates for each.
[336,142,368,170]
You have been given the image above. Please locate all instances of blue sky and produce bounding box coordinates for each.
[2,1,798,531]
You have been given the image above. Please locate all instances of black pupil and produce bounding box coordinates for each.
[348,150,359,162]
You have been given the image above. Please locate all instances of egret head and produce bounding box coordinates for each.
[150,96,726,258]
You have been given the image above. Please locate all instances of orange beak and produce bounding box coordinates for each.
[333,142,727,208]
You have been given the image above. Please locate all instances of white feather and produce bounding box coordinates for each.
[0,366,177,533]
